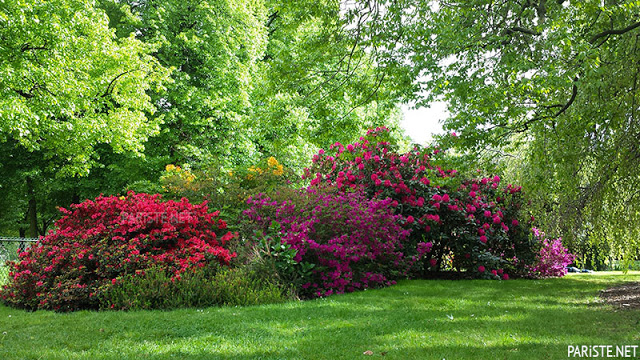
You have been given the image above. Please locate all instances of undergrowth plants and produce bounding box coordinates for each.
[100,266,287,310]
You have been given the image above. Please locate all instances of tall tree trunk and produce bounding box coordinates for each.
[72,176,80,204]
[26,176,38,238]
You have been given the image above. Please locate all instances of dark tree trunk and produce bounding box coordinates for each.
[26,176,38,238]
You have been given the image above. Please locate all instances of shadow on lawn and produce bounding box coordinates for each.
[1,276,639,360]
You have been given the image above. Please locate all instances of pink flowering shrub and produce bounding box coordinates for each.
[242,188,424,297]
[0,192,237,311]
[304,127,537,279]
[529,229,575,278]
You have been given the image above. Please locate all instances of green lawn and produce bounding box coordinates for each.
[0,272,638,360]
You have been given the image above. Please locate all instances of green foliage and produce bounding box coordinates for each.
[248,0,410,168]
[98,266,288,310]
[0,0,169,176]
[158,157,299,227]
[100,0,269,166]
[99,0,408,170]
[241,221,316,291]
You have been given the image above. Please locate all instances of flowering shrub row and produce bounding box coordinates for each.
[241,188,431,297]
[0,192,236,311]
[0,129,575,310]
[303,127,536,280]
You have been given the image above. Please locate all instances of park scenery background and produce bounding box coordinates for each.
[0,0,639,359]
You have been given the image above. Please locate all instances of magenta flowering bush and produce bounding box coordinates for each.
[529,229,575,278]
[0,192,237,311]
[241,188,426,297]
[304,127,537,279]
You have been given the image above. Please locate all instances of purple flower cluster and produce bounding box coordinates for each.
[529,228,575,278]
[243,188,418,297]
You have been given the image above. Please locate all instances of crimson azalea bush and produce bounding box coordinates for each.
[528,228,575,278]
[0,192,237,311]
[241,188,431,298]
[303,127,537,279]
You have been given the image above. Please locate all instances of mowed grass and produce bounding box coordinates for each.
[0,272,638,360]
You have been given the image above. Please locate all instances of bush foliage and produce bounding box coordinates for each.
[98,266,288,310]
[157,157,299,228]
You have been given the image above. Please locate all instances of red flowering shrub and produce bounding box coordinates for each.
[0,192,236,311]
[304,127,537,279]
[242,188,422,298]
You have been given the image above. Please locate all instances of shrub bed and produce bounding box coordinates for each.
[0,129,572,311]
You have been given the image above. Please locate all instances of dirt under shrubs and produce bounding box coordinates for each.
[599,282,640,310]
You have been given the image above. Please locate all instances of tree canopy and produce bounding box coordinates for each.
[0,0,406,236]
[0,0,168,176]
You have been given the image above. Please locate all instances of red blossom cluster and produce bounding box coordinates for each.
[0,192,236,311]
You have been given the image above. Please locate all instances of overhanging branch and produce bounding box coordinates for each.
[552,80,578,118]
[590,21,640,44]
[101,70,137,97]
[506,26,541,36]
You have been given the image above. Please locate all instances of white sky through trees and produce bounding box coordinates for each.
[400,101,448,145]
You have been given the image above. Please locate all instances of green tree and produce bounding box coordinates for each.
[0,0,168,176]
[353,0,640,265]
[249,0,409,167]
[100,0,409,170]
[100,0,269,167]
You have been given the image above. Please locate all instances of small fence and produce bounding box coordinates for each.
[0,237,38,284]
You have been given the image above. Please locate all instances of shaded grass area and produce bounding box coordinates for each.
[0,272,639,359]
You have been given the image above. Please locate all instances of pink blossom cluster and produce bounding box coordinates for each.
[243,188,422,297]
[529,229,575,278]
[1,192,236,311]
[304,127,535,279]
